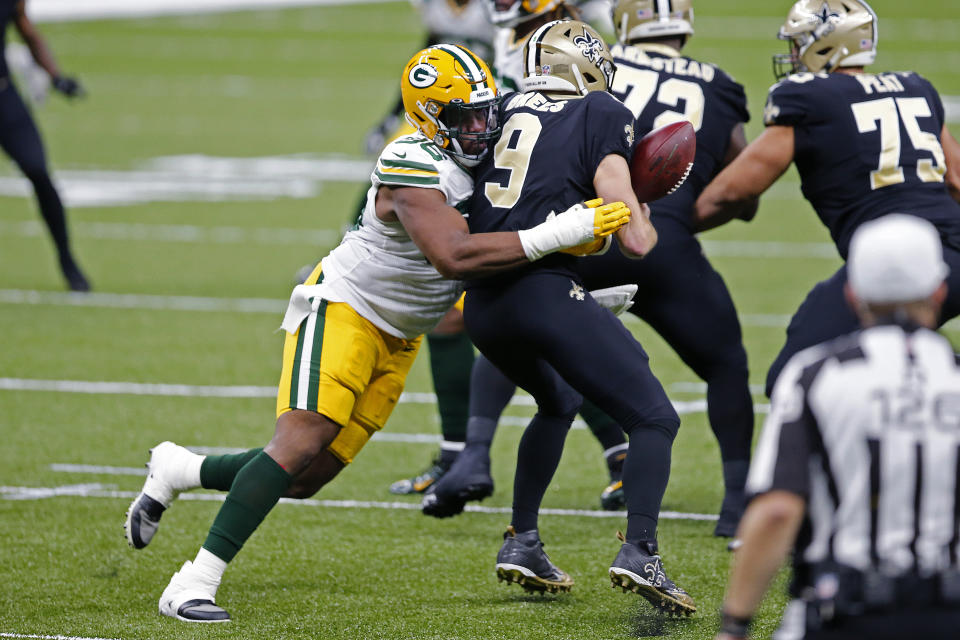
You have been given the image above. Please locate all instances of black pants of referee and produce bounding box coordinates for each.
[779,601,960,639]
[765,239,960,397]
[0,77,86,289]
[464,270,680,543]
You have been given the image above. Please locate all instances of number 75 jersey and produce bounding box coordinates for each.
[764,71,960,259]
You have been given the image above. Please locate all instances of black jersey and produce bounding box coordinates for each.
[610,43,749,230]
[0,0,15,78]
[467,89,636,285]
[765,71,960,258]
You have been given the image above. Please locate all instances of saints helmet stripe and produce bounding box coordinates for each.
[527,20,561,78]
[434,44,487,89]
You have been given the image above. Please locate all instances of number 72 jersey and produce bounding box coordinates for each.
[764,71,960,258]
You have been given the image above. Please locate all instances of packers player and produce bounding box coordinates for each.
[463,20,696,615]
[574,0,755,538]
[123,44,632,622]
[695,0,960,397]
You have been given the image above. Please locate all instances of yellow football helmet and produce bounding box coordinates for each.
[487,0,565,28]
[400,44,502,167]
[774,0,877,79]
[612,0,694,45]
[521,20,616,97]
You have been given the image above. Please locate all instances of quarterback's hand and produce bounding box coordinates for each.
[518,198,631,261]
[52,75,85,99]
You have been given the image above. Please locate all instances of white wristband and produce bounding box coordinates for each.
[517,204,595,261]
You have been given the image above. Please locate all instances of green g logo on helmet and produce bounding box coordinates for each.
[409,63,439,88]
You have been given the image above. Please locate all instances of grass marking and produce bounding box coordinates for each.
[0,484,718,521]
[1,633,124,640]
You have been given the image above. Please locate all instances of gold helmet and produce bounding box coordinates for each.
[400,44,502,167]
[487,0,564,28]
[773,0,877,79]
[612,0,694,45]
[521,20,616,97]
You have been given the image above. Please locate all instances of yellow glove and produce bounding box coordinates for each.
[561,236,611,256]
[590,198,631,238]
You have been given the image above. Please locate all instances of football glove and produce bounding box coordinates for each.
[52,75,85,99]
[518,198,631,261]
[560,236,611,256]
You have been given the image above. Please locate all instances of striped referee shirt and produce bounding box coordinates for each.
[747,322,960,582]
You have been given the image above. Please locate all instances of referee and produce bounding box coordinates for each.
[716,214,960,640]
[2,0,87,290]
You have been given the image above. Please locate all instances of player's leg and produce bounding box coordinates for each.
[765,266,858,397]
[157,301,406,622]
[497,275,693,614]
[624,226,754,537]
[577,400,629,509]
[0,83,88,291]
[421,353,514,517]
[389,303,471,494]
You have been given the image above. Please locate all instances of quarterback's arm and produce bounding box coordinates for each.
[594,154,656,258]
[12,1,63,79]
[695,125,795,233]
[714,490,805,640]
[390,186,529,280]
[942,124,960,204]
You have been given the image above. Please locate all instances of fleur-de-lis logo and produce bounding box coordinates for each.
[815,1,839,24]
[573,28,604,65]
[569,281,586,301]
[624,123,635,147]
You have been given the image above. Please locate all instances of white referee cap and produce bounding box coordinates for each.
[848,214,949,304]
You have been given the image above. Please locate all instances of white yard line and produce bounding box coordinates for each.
[0,483,718,521]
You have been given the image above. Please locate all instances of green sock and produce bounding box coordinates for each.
[202,451,292,563]
[426,332,475,443]
[579,399,627,452]
[199,448,263,491]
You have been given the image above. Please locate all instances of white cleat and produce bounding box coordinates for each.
[124,441,201,549]
[159,561,230,623]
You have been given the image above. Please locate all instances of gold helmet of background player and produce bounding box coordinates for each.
[612,0,694,45]
[400,44,502,167]
[773,0,877,79]
[521,20,616,97]
[487,0,565,28]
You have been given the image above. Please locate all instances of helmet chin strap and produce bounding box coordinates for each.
[570,64,588,95]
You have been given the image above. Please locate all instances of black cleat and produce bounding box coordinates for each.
[495,526,573,594]
[714,488,746,538]
[600,479,626,511]
[159,561,230,623]
[389,454,452,495]
[124,493,166,550]
[421,444,494,518]
[168,599,231,623]
[609,539,696,616]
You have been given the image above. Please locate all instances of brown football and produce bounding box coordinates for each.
[629,121,696,203]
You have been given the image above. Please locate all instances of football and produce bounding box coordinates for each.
[630,121,696,203]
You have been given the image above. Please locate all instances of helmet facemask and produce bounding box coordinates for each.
[773,0,877,80]
[423,96,504,167]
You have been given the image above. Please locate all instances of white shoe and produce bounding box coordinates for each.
[124,442,202,549]
[158,561,230,623]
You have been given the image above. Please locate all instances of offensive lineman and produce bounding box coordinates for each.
[465,20,696,615]
[695,0,960,397]
[123,44,631,622]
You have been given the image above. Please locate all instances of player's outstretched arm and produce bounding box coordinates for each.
[13,0,83,98]
[695,126,795,233]
[942,124,960,204]
[593,154,655,259]
[390,186,628,280]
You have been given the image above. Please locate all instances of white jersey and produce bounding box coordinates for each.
[414,0,495,61]
[492,27,527,94]
[315,134,472,339]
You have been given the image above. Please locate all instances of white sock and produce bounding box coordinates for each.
[167,445,204,490]
[191,548,228,593]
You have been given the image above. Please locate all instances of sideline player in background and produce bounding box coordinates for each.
[716,214,960,640]
[123,44,631,622]
[1,0,88,291]
[464,20,695,614]
[579,0,755,536]
[695,0,960,398]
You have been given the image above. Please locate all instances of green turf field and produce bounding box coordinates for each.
[1,1,959,638]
